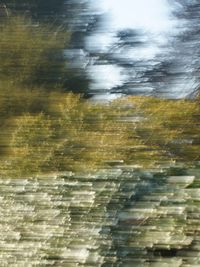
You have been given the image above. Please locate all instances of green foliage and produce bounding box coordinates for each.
[0,16,68,86]
[0,81,49,118]
[4,0,65,18]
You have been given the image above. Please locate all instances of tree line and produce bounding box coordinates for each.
[0,10,199,177]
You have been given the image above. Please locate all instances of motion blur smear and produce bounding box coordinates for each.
[0,1,200,266]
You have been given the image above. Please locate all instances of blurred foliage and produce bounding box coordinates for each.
[3,0,65,19]
[122,96,200,163]
[0,90,199,177]
[0,11,200,267]
[0,16,69,87]
[0,12,91,95]
[0,16,199,177]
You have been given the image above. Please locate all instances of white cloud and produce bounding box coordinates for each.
[100,0,175,34]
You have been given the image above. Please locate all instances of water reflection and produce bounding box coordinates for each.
[1,166,200,266]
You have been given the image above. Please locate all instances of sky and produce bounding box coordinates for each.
[96,0,176,34]
[88,0,178,54]
[87,0,183,99]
